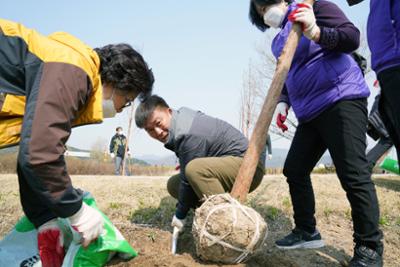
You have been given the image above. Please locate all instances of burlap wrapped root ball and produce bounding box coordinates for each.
[192,193,268,264]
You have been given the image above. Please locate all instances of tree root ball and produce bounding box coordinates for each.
[192,193,268,264]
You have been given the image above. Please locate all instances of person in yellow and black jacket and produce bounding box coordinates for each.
[0,18,154,266]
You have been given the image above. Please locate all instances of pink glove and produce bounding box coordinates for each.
[276,102,289,132]
[288,3,319,41]
[38,219,65,267]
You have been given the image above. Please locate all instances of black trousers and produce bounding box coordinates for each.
[378,66,400,162]
[283,99,383,250]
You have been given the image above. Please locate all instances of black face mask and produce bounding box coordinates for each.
[346,0,364,6]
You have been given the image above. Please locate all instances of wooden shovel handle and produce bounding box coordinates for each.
[231,0,315,202]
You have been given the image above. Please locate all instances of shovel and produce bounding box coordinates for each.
[171,226,180,254]
[231,0,315,202]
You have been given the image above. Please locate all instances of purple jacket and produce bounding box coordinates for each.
[274,0,369,123]
[367,0,400,74]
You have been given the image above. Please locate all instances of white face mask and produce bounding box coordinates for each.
[102,88,117,118]
[263,5,286,29]
[118,131,123,135]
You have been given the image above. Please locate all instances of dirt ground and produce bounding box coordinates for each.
[1,174,399,267]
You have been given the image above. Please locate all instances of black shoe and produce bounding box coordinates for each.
[275,228,324,249]
[349,246,383,267]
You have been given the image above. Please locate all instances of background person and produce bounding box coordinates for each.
[109,127,131,175]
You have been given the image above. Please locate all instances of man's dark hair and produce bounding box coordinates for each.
[116,126,123,131]
[249,0,292,32]
[135,95,169,129]
[95,43,154,101]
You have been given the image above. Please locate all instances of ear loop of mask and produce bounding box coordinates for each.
[102,88,118,118]
[109,88,115,100]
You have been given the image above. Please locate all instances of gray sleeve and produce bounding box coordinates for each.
[175,135,208,219]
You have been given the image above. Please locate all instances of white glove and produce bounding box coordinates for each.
[268,154,273,160]
[288,3,319,41]
[110,152,115,159]
[171,215,186,233]
[276,102,289,132]
[68,202,104,248]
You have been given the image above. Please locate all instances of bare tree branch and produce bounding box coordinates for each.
[239,34,297,141]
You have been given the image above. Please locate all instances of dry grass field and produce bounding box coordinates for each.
[1,174,399,267]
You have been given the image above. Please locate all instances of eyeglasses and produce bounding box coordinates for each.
[110,88,136,109]
[122,101,132,108]
[122,95,135,109]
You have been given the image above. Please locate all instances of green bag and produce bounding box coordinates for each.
[379,157,399,175]
[0,192,137,267]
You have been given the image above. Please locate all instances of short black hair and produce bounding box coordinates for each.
[135,95,169,129]
[116,126,123,131]
[95,43,154,101]
[249,0,292,32]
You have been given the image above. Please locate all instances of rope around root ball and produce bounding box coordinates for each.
[193,193,268,263]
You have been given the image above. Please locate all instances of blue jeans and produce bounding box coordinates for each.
[114,156,130,175]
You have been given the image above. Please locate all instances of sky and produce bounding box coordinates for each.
[3,0,378,158]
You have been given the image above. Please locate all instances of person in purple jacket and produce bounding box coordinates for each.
[249,1,383,266]
[348,0,400,171]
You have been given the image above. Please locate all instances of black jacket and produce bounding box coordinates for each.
[109,134,128,158]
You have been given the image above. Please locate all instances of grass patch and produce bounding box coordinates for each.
[147,231,157,242]
[138,198,147,208]
[109,202,122,209]
[323,207,333,218]
[129,196,176,228]
[344,209,352,220]
[249,201,284,222]
[282,197,291,209]
[379,215,390,226]
[130,207,163,224]
[0,152,174,175]
[266,207,280,221]
[373,178,400,192]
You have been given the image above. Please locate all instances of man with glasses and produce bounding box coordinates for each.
[0,18,153,266]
